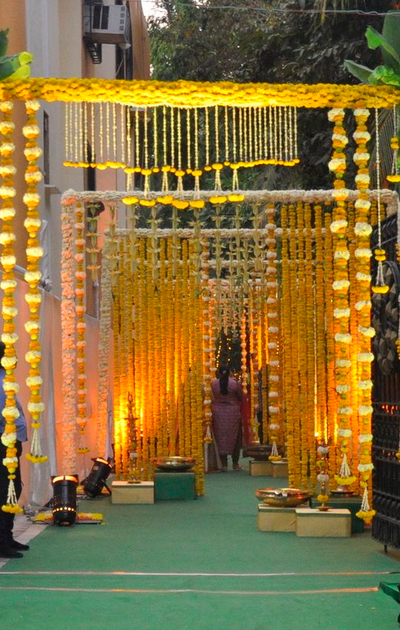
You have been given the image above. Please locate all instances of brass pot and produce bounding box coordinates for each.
[255,487,312,508]
[155,456,195,472]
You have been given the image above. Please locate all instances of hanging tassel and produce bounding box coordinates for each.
[356,486,376,524]
[269,439,281,462]
[2,479,23,514]
[26,427,47,463]
[334,453,356,486]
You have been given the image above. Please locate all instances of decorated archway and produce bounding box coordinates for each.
[0,77,399,520]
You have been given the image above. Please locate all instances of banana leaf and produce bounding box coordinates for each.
[343,60,373,83]
[369,65,400,88]
[0,51,32,80]
[0,29,9,58]
[382,11,400,74]
[366,25,400,74]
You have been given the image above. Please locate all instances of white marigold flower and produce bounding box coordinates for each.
[332,280,350,291]
[334,250,350,260]
[354,222,373,236]
[0,142,15,156]
[336,359,351,368]
[0,254,16,267]
[269,406,279,413]
[359,405,373,416]
[355,174,370,185]
[270,423,280,431]
[25,350,41,363]
[336,385,349,394]
[328,158,346,172]
[358,463,374,472]
[328,108,345,121]
[24,270,42,284]
[268,342,277,349]
[0,186,16,198]
[1,432,16,447]
[358,326,375,338]
[355,248,372,259]
[267,312,278,318]
[353,130,371,141]
[269,391,279,398]
[2,306,17,318]
[334,308,350,319]
[26,376,43,388]
[359,434,373,443]
[24,217,41,231]
[3,457,18,466]
[3,381,19,393]
[24,170,42,184]
[356,272,371,282]
[0,165,16,176]
[0,232,16,245]
[335,333,352,344]
[338,406,353,415]
[26,246,43,260]
[353,152,370,164]
[28,402,45,413]
[25,293,41,305]
[0,101,13,113]
[270,375,279,382]
[0,279,16,291]
[355,300,372,311]
[24,146,42,160]
[354,108,370,118]
[0,121,15,133]
[1,333,18,345]
[337,428,352,437]
[2,406,19,419]
[266,281,278,288]
[357,352,374,363]
[358,379,373,390]
[24,321,40,334]
[330,219,348,233]
[25,100,41,112]
[22,124,40,138]
[332,133,348,145]
[269,361,279,367]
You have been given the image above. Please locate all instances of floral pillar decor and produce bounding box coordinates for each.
[23,100,47,463]
[61,202,77,473]
[0,100,23,512]
[353,108,375,524]
[265,204,281,461]
[74,203,89,454]
[328,108,356,489]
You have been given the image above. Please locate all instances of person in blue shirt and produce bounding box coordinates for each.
[0,341,29,558]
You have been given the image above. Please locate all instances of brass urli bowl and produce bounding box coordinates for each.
[155,456,196,472]
[255,487,312,508]
[244,444,273,461]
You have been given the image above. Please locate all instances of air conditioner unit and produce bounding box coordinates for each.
[83,4,130,46]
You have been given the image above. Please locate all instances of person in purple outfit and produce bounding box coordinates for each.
[211,365,243,472]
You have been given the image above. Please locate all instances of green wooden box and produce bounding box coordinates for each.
[154,472,196,501]
[311,495,364,534]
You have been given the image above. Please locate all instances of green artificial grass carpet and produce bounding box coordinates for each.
[1,465,400,629]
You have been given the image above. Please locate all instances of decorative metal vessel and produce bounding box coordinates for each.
[245,444,272,461]
[255,487,312,508]
[155,456,196,472]
[331,486,355,499]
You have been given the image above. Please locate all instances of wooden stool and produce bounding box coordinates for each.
[111,481,154,504]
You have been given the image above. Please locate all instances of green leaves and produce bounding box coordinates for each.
[343,60,373,84]
[0,28,32,79]
[366,24,400,73]
[0,29,9,58]
[344,11,400,88]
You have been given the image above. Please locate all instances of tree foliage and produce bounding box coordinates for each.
[148,0,396,189]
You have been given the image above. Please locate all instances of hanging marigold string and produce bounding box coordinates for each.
[353,107,375,524]
[22,99,47,464]
[0,100,23,513]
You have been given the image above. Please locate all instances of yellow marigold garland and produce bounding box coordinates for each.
[265,204,281,461]
[328,108,356,488]
[22,99,47,464]
[352,108,375,524]
[0,100,23,513]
